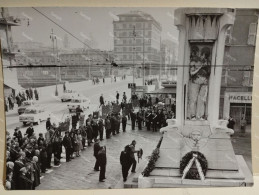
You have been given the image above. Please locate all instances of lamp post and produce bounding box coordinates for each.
[50,29,59,96]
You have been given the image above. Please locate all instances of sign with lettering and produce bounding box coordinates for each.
[228,93,252,103]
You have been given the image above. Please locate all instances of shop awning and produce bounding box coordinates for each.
[147,87,176,94]
[4,81,24,91]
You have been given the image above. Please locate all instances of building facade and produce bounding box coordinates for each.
[220,9,258,129]
[0,7,22,96]
[113,11,162,77]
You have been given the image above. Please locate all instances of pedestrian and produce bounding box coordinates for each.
[29,88,33,100]
[34,88,39,100]
[99,94,104,107]
[71,113,78,129]
[129,140,138,173]
[105,115,111,139]
[93,139,101,171]
[103,77,105,84]
[130,110,136,130]
[116,113,121,134]
[63,82,66,92]
[92,121,99,140]
[39,144,47,173]
[73,134,80,157]
[86,121,93,146]
[53,137,61,166]
[145,110,151,131]
[80,126,87,148]
[18,167,33,190]
[110,113,116,135]
[32,156,41,188]
[137,110,143,130]
[116,91,119,104]
[120,145,132,182]
[46,117,52,130]
[98,146,107,182]
[98,118,104,141]
[13,153,25,189]
[123,92,127,103]
[45,128,54,169]
[122,114,127,132]
[227,116,236,131]
[26,123,34,138]
[62,131,73,162]
[151,111,158,132]
[240,117,247,134]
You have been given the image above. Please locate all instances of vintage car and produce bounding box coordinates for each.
[67,96,90,113]
[60,90,79,102]
[19,106,51,125]
[17,100,35,115]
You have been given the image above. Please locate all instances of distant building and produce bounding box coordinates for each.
[0,7,23,96]
[113,10,162,77]
[220,9,259,129]
[15,44,113,87]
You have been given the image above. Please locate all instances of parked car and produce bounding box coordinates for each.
[19,106,51,126]
[60,90,79,102]
[67,96,90,113]
[18,100,35,115]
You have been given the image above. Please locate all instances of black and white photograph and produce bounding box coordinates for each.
[1,7,257,189]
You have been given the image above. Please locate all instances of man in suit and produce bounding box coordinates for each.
[99,94,104,107]
[130,110,136,130]
[93,139,101,171]
[26,123,34,138]
[62,131,73,162]
[98,146,107,182]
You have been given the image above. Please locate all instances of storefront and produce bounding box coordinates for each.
[223,92,252,129]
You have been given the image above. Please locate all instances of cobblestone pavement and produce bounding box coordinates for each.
[36,123,161,190]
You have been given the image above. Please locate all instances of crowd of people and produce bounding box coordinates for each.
[5,89,176,190]
[5,88,39,112]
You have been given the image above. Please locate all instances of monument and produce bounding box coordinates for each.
[138,8,253,188]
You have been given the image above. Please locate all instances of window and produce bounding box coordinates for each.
[248,23,257,46]
[242,66,253,86]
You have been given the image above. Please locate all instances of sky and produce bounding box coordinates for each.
[9,7,179,51]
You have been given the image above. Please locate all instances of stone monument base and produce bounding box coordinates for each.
[138,155,252,188]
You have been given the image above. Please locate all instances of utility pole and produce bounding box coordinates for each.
[50,29,59,96]
[159,35,162,82]
[133,25,136,84]
[142,23,145,86]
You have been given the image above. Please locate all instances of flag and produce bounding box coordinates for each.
[102,105,111,119]
[124,103,133,115]
[112,104,121,113]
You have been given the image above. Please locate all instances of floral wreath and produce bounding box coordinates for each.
[180,151,208,180]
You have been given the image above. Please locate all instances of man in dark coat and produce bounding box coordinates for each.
[34,88,39,100]
[26,123,34,138]
[86,121,93,146]
[137,110,143,130]
[13,153,25,189]
[98,118,104,141]
[62,131,73,162]
[130,110,136,130]
[105,115,111,138]
[99,94,104,107]
[122,114,127,132]
[32,156,41,188]
[93,139,101,171]
[145,110,152,131]
[18,167,33,190]
[110,113,116,135]
[97,146,107,182]
[116,91,119,104]
[120,145,132,182]
[46,118,52,130]
[92,121,99,140]
[227,116,236,130]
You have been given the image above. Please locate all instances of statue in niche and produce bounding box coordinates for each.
[187,44,212,120]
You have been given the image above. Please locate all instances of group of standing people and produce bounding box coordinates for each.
[5,88,39,112]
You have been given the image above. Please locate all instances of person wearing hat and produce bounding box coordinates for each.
[62,131,73,162]
[97,146,107,182]
[26,123,34,138]
[93,138,101,171]
[13,153,25,189]
[13,127,23,147]
[18,167,33,190]
[46,117,52,130]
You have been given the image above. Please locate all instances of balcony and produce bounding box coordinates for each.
[0,16,21,26]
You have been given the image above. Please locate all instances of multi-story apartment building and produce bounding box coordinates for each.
[220,9,258,129]
[113,10,162,77]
